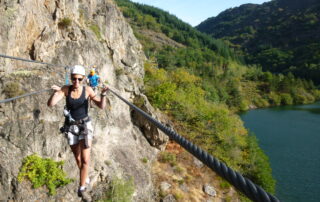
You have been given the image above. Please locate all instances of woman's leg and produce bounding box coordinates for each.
[70,143,82,169]
[79,139,92,186]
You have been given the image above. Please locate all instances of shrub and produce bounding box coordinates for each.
[239,99,250,111]
[3,82,24,98]
[58,17,72,29]
[159,151,176,166]
[311,89,320,100]
[133,95,145,108]
[173,191,183,199]
[141,157,148,163]
[268,92,281,106]
[173,165,184,174]
[253,97,269,108]
[101,176,135,202]
[220,180,231,189]
[18,154,73,195]
[244,135,276,194]
[280,93,293,105]
[115,68,125,76]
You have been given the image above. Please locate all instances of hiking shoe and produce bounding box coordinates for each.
[78,188,92,202]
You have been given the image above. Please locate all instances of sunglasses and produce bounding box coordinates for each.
[71,77,83,82]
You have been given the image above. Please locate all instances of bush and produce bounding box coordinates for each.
[311,89,320,100]
[141,157,148,163]
[244,135,276,194]
[18,154,73,195]
[159,151,176,166]
[101,176,135,202]
[239,99,250,111]
[268,92,281,106]
[253,97,269,108]
[58,17,72,29]
[292,88,315,104]
[219,179,231,189]
[280,93,293,105]
[3,82,24,98]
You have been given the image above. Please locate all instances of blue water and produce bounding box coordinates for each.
[240,103,320,202]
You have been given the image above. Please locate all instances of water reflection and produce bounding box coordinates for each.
[268,102,320,114]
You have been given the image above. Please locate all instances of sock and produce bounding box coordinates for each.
[86,177,90,184]
[79,186,86,191]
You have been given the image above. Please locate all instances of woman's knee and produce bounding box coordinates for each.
[81,155,90,166]
[75,155,82,164]
[81,150,91,165]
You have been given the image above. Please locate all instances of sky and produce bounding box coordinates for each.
[131,0,271,26]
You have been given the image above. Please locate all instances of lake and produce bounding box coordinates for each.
[240,103,320,202]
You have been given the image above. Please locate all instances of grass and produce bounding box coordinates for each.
[220,179,231,189]
[10,70,33,77]
[159,151,177,166]
[100,176,135,202]
[104,160,111,166]
[173,165,184,174]
[90,24,102,40]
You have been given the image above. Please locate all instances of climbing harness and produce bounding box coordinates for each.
[0,54,280,202]
[60,115,91,148]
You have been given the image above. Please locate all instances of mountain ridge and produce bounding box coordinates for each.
[196,0,320,83]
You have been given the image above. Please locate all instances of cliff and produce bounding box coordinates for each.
[0,0,168,201]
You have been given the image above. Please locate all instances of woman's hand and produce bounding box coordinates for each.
[51,85,61,92]
[101,86,109,96]
[48,85,64,107]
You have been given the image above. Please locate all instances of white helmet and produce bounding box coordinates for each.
[71,65,86,76]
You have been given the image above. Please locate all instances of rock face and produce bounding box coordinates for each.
[0,0,168,201]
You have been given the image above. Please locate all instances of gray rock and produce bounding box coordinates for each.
[0,0,169,201]
[179,183,189,192]
[160,181,172,192]
[162,194,176,202]
[203,184,217,197]
[132,94,170,150]
[193,157,204,168]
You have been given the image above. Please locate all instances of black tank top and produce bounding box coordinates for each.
[66,86,89,120]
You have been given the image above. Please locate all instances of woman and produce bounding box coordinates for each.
[47,65,108,201]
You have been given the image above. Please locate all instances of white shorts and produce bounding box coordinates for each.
[66,121,94,146]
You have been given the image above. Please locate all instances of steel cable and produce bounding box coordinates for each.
[0,53,280,201]
[0,54,67,103]
[0,89,52,104]
[109,88,280,202]
[0,53,65,67]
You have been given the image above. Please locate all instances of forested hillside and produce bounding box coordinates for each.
[115,0,320,200]
[196,0,320,83]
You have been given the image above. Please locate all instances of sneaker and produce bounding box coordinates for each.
[78,188,92,202]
